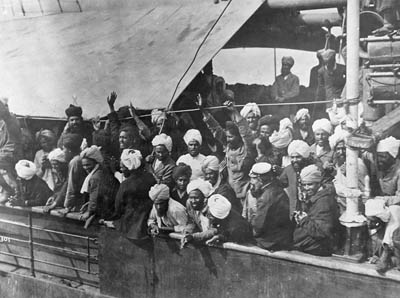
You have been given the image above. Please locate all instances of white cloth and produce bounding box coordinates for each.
[240,103,261,118]
[186,178,212,197]
[183,129,202,146]
[312,118,332,134]
[208,194,231,219]
[365,199,391,222]
[151,109,167,124]
[294,108,310,122]
[47,148,66,163]
[300,164,322,183]
[152,133,173,152]
[177,153,206,181]
[201,155,220,172]
[377,136,400,158]
[80,164,99,194]
[383,205,400,247]
[15,160,37,180]
[329,129,350,149]
[80,145,103,164]
[120,149,142,170]
[149,184,170,202]
[147,198,188,232]
[34,149,55,191]
[288,140,311,158]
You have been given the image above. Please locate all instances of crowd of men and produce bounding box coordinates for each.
[0,44,400,275]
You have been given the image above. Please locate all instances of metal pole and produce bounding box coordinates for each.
[28,213,35,277]
[273,48,277,79]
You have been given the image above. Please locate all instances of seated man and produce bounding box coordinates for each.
[203,194,253,246]
[293,165,339,256]
[365,198,400,273]
[147,184,188,236]
[181,179,213,245]
[249,163,293,251]
[9,160,53,207]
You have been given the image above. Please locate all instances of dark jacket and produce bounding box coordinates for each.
[20,175,53,207]
[251,181,293,250]
[212,181,242,212]
[293,186,340,256]
[111,169,156,240]
[213,209,254,244]
[150,156,176,189]
[315,64,346,105]
[292,124,315,146]
[170,188,188,207]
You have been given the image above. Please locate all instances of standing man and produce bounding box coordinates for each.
[0,99,22,203]
[58,104,93,149]
[249,162,293,251]
[271,56,300,119]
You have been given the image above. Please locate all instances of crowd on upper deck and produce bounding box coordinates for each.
[1,0,400,274]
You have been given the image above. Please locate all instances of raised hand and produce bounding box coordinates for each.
[107,91,118,110]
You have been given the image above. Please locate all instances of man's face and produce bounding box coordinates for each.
[154,145,169,161]
[206,210,218,225]
[300,181,320,199]
[250,176,264,197]
[226,131,240,149]
[40,138,53,152]
[259,125,274,139]
[68,116,82,132]
[50,160,61,173]
[155,201,169,217]
[335,141,346,167]
[188,189,205,211]
[119,131,134,150]
[377,152,394,172]
[82,158,96,174]
[314,130,329,146]
[246,112,259,130]
[187,140,200,157]
[281,62,291,76]
[298,116,309,130]
[175,175,189,191]
[62,146,73,162]
[156,118,164,132]
[290,153,306,172]
[204,168,219,186]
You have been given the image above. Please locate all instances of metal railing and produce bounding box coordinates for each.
[0,212,98,277]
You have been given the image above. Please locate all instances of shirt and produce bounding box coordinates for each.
[176,153,206,181]
[147,198,188,232]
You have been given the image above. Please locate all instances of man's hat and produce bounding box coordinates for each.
[249,162,272,178]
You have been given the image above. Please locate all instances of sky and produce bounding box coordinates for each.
[213,48,319,87]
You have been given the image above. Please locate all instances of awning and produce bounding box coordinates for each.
[0,0,265,119]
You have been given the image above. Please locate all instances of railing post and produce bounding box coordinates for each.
[28,212,35,277]
[87,236,90,274]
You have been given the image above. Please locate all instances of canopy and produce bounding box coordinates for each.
[0,0,266,118]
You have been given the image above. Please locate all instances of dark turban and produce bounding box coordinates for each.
[62,133,83,152]
[65,104,82,118]
[173,164,192,181]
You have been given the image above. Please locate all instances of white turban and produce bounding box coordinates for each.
[340,115,357,130]
[329,130,350,149]
[15,160,37,180]
[186,178,213,197]
[365,199,391,222]
[300,165,322,183]
[240,103,261,118]
[80,145,104,164]
[288,140,311,158]
[269,118,293,149]
[294,108,310,123]
[202,155,220,172]
[377,136,400,158]
[312,118,332,134]
[120,149,142,170]
[152,133,173,152]
[207,194,231,219]
[279,118,293,131]
[151,109,167,124]
[183,129,202,146]
[48,148,66,163]
[149,184,170,203]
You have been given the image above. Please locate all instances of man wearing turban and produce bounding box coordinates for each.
[374,136,400,207]
[79,146,119,222]
[34,129,57,191]
[147,184,188,237]
[201,155,240,211]
[293,108,314,146]
[248,162,293,250]
[258,114,279,140]
[177,129,206,181]
[293,164,340,256]
[9,160,53,207]
[279,140,314,216]
[271,56,300,119]
[146,133,176,189]
[310,118,334,172]
[109,149,156,240]
[57,104,93,149]
[171,164,192,207]
[200,194,253,246]
[240,103,261,135]
[315,49,346,110]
